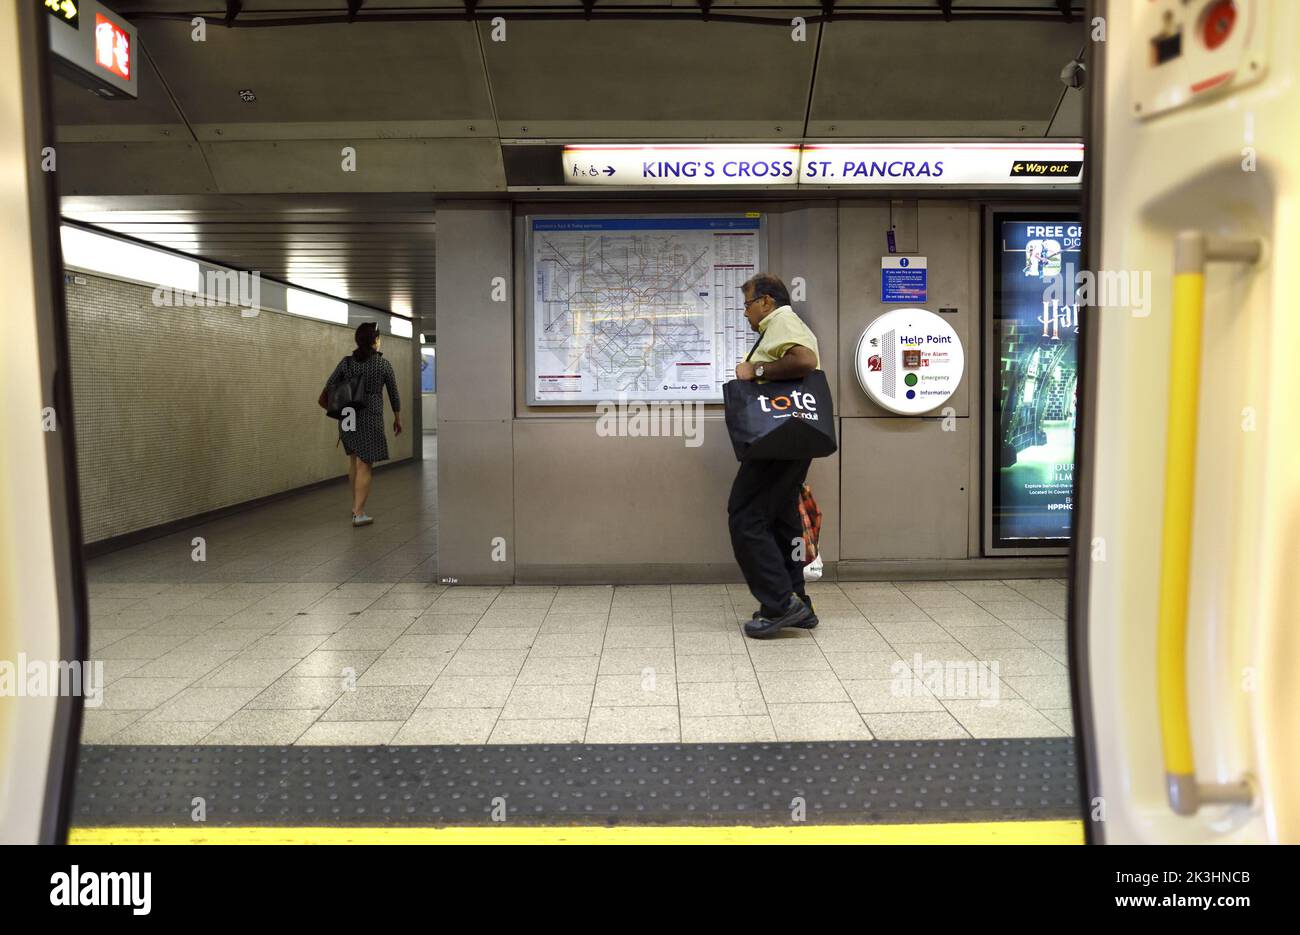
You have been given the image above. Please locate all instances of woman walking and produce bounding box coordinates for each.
[325,321,402,527]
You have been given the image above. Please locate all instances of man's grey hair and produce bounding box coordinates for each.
[743,273,791,309]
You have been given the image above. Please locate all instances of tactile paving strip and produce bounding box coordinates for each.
[73,739,1081,826]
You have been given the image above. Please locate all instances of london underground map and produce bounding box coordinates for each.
[528,216,762,404]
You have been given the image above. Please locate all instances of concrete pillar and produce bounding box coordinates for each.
[434,201,514,584]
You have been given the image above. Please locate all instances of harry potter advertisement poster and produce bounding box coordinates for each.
[990,215,1082,549]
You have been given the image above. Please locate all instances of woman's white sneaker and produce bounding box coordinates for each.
[351,513,373,527]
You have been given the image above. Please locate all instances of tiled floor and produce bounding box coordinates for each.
[83,576,1074,746]
[81,434,1073,745]
[85,436,438,586]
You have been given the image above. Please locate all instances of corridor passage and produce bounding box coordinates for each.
[87,437,437,586]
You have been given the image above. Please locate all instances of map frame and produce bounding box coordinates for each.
[524,212,769,407]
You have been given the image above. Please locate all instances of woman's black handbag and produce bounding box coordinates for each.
[723,338,837,461]
[320,357,368,420]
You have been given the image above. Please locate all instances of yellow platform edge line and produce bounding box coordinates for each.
[69,820,1085,845]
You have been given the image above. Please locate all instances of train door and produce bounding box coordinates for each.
[0,1,88,845]
[1073,0,1299,843]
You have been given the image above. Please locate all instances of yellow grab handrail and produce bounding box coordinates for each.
[1157,231,1259,815]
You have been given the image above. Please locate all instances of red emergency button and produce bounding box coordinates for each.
[1201,0,1236,51]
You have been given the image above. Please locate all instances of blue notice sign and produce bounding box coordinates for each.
[881,255,928,303]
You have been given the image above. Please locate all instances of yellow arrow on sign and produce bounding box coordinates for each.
[45,0,78,20]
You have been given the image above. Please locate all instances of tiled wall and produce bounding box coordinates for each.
[65,273,413,544]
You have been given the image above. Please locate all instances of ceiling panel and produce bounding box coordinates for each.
[52,38,188,134]
[57,141,218,194]
[131,18,493,133]
[113,0,465,9]
[56,138,506,195]
[809,18,1085,137]
[201,138,505,192]
[1049,85,1084,137]
[61,194,438,319]
[480,13,819,139]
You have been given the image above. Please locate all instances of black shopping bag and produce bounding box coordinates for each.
[723,370,838,461]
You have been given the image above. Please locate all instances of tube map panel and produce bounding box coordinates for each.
[529,216,761,405]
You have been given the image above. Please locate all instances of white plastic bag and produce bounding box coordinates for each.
[803,553,823,582]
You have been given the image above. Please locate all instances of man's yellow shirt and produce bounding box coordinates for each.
[748,305,820,378]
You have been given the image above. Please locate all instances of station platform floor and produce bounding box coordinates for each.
[81,436,1073,746]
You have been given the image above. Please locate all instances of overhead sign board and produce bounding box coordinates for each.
[47,0,138,100]
[801,143,1084,185]
[854,307,964,415]
[562,145,801,186]
[561,143,1083,188]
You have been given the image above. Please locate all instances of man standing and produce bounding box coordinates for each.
[729,273,821,638]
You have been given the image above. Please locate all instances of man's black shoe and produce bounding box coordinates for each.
[793,594,818,629]
[744,594,814,638]
[749,595,817,628]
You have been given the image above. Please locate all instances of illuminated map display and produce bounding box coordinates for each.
[527,216,763,405]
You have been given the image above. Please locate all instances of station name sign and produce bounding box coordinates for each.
[562,143,1084,187]
[565,145,801,185]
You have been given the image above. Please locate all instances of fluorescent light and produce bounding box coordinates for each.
[420,347,436,357]
[61,225,198,291]
[285,275,345,295]
[286,288,348,324]
[389,315,412,338]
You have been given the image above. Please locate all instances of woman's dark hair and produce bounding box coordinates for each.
[743,272,791,309]
[352,321,381,362]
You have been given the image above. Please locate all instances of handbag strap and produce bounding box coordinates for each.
[743,333,763,362]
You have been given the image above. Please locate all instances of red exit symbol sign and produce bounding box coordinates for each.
[94,12,130,79]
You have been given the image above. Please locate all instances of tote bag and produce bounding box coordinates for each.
[723,338,837,461]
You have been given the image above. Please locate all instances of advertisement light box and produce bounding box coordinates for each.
[985,211,1084,553]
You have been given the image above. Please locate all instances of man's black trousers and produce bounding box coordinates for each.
[727,456,812,615]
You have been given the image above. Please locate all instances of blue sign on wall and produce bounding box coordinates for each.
[881,255,927,303]
[421,352,436,393]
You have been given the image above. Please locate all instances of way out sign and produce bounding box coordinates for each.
[881,256,927,303]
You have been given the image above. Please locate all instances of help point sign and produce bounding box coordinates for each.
[854,308,964,415]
